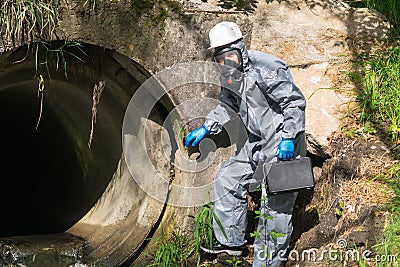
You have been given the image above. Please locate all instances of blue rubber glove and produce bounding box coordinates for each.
[274,138,295,160]
[185,125,210,147]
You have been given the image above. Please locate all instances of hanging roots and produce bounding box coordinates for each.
[89,80,105,148]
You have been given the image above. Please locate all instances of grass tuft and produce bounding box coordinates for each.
[147,230,195,267]
[0,0,59,45]
[350,46,400,143]
[189,202,228,266]
[364,0,400,29]
[347,0,400,262]
[373,163,400,263]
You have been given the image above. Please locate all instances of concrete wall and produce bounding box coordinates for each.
[57,0,389,147]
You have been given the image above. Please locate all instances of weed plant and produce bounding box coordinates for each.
[194,202,214,260]
[192,202,227,265]
[147,230,195,267]
[147,203,228,267]
[364,0,400,29]
[373,163,400,265]
[0,0,58,44]
[351,46,400,142]
[225,256,242,267]
[347,0,400,263]
[351,51,400,267]
[35,41,86,78]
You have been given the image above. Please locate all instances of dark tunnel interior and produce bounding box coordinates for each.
[0,83,88,236]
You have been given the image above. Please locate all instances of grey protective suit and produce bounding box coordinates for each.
[203,41,306,267]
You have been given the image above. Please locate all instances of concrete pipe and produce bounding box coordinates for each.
[0,42,176,266]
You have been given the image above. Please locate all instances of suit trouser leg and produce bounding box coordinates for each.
[213,133,302,266]
[213,139,256,247]
[253,186,298,267]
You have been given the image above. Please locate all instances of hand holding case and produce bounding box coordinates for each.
[264,157,315,195]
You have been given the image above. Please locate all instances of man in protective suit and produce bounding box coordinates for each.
[185,21,306,267]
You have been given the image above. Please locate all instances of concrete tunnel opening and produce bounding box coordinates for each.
[0,82,101,237]
[0,42,175,265]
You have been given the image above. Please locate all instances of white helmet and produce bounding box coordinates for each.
[208,21,243,50]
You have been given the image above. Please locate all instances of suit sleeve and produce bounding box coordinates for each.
[258,65,306,139]
[203,87,240,135]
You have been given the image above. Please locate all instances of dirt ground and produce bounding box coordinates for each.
[288,122,394,267]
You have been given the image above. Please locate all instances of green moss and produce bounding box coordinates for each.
[131,0,155,15]
[165,0,183,14]
[131,0,182,24]
[129,0,183,56]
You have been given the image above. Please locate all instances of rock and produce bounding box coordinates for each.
[250,0,389,151]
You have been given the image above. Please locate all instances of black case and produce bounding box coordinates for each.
[264,157,315,195]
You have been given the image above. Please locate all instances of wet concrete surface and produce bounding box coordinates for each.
[0,233,86,267]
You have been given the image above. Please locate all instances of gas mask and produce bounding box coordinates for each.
[213,47,244,91]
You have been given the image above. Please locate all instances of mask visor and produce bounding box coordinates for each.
[213,48,243,71]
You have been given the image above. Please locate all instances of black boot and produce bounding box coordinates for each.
[200,241,244,256]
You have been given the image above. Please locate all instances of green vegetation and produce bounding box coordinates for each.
[192,202,227,265]
[147,230,195,267]
[373,164,400,263]
[0,0,58,43]
[147,203,228,266]
[348,0,400,263]
[130,0,182,22]
[0,0,86,75]
[225,256,242,267]
[335,201,345,218]
[36,41,86,78]
[193,202,215,262]
[347,0,399,29]
[217,0,258,14]
[364,0,400,29]
[350,47,400,143]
